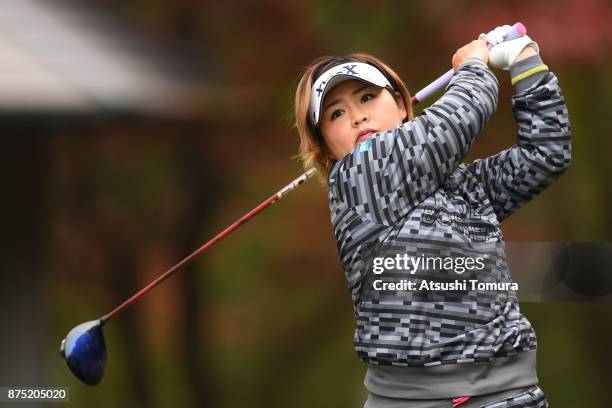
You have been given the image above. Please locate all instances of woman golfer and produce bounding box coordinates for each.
[293,25,571,407]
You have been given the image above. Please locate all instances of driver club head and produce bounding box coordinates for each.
[60,319,107,386]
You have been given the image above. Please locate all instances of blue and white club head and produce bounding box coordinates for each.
[60,319,107,386]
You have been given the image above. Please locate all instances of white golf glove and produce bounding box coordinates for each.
[479,25,539,70]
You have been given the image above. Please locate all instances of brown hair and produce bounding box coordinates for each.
[294,53,414,185]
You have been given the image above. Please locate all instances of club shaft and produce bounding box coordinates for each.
[100,168,317,323]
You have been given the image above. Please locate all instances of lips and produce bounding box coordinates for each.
[356,129,376,144]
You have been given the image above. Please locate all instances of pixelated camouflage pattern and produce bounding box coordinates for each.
[327,62,571,367]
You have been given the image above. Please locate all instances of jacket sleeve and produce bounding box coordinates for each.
[329,59,499,226]
[467,60,572,222]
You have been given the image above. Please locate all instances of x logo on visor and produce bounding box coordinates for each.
[343,64,358,75]
[316,81,326,97]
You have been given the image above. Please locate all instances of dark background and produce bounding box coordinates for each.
[1,0,611,406]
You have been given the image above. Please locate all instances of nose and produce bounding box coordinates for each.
[352,109,369,127]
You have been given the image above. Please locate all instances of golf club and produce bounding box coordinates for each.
[60,22,527,386]
[59,167,316,385]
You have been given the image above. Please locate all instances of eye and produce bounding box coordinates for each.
[331,110,344,120]
[361,93,375,103]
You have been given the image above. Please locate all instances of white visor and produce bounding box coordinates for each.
[309,62,393,127]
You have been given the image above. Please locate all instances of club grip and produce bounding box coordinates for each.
[487,22,527,50]
[411,22,527,105]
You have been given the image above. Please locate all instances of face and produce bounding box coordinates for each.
[318,79,407,160]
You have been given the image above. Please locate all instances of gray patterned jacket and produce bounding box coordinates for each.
[327,59,571,372]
